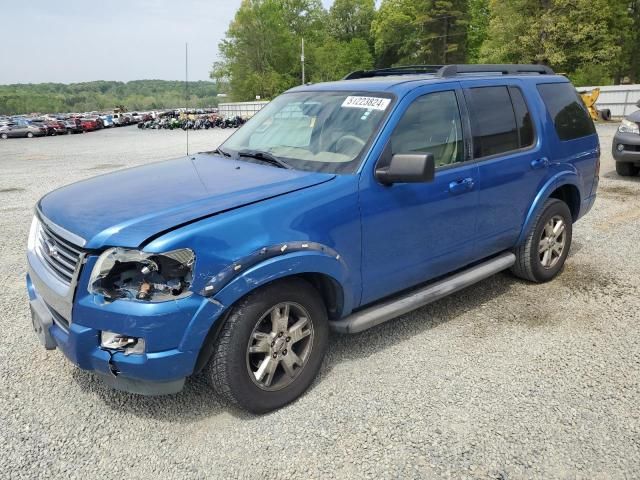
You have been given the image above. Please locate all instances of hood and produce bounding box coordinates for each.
[39,153,335,249]
[627,110,640,123]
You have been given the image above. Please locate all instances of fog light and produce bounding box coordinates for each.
[101,331,145,355]
[617,144,625,152]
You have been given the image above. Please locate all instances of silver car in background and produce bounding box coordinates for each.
[0,121,47,139]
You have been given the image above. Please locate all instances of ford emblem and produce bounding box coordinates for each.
[43,239,59,259]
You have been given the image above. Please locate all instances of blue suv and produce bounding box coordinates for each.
[27,64,599,412]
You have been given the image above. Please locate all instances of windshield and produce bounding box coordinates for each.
[220,91,393,173]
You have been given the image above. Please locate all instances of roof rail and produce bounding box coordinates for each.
[437,64,555,77]
[343,65,444,80]
[342,64,555,81]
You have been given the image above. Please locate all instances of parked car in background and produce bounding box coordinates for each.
[80,118,99,132]
[612,101,640,176]
[47,120,67,135]
[64,118,84,134]
[0,121,46,139]
[100,114,114,128]
[112,113,132,126]
[29,119,57,136]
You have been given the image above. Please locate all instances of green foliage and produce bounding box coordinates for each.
[328,0,376,44]
[212,0,375,100]
[372,0,468,66]
[0,80,218,115]
[310,38,374,82]
[619,0,640,83]
[466,0,489,63]
[211,0,325,100]
[569,64,614,87]
[213,0,638,96]
[479,0,635,85]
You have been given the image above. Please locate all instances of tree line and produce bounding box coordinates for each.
[0,80,219,116]
[212,0,640,101]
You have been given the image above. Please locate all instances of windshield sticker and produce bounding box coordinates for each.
[341,96,391,111]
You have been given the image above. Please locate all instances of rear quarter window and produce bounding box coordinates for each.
[537,83,595,141]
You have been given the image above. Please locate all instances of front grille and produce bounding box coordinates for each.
[623,144,640,152]
[35,218,83,285]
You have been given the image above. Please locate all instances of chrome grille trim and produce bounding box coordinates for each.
[45,300,70,332]
[35,207,87,248]
[34,216,85,286]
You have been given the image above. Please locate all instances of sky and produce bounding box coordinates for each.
[0,0,335,85]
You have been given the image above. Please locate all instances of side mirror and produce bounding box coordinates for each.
[375,153,435,185]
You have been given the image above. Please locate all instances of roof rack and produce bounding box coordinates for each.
[342,64,555,80]
[343,65,444,80]
[437,64,555,77]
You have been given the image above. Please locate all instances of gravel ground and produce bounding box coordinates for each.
[1,124,639,479]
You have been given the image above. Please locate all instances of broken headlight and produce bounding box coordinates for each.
[89,248,195,302]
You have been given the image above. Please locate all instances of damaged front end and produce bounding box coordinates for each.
[89,248,195,302]
[88,248,197,372]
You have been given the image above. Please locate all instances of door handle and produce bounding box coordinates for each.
[448,177,475,195]
[531,157,549,170]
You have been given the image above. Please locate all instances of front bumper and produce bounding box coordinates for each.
[27,254,226,395]
[612,131,640,164]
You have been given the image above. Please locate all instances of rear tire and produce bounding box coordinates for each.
[0,133,7,140]
[616,162,638,177]
[26,132,34,138]
[511,198,573,283]
[205,278,328,413]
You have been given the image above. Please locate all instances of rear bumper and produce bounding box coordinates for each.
[612,131,640,164]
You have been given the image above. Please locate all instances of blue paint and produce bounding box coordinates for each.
[27,72,599,389]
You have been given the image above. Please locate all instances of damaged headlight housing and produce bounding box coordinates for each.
[89,248,195,302]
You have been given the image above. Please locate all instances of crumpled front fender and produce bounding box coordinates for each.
[178,243,354,352]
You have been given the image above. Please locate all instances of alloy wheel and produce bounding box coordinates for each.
[538,214,566,269]
[246,302,314,391]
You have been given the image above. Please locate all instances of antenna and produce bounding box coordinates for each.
[301,38,305,85]
[185,42,189,156]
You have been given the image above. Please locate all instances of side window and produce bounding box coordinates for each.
[465,86,519,158]
[537,82,596,141]
[390,91,464,168]
[509,87,535,148]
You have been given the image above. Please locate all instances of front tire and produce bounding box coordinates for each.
[511,198,573,283]
[616,162,638,177]
[205,278,328,413]
[0,133,7,139]
[26,132,34,138]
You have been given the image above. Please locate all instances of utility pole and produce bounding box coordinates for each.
[185,42,189,156]
[301,38,305,85]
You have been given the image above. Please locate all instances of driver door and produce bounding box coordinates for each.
[358,86,480,305]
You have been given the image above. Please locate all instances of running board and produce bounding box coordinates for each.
[329,252,515,334]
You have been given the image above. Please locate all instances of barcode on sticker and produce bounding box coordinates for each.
[342,96,391,111]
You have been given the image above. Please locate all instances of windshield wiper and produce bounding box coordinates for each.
[237,149,291,169]
[214,146,232,157]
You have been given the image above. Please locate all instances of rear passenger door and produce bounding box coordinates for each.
[462,81,548,256]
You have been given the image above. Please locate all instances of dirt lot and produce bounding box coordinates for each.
[0,124,639,479]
